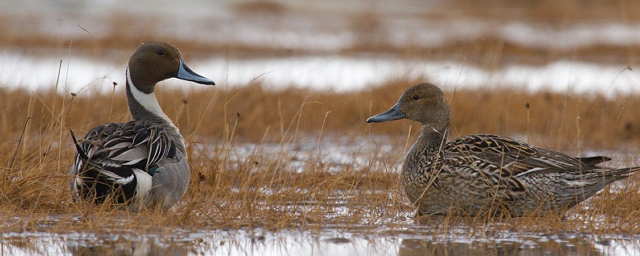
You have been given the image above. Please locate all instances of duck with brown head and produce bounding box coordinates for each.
[70,42,215,210]
[368,83,639,217]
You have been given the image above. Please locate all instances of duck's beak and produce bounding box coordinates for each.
[175,60,215,85]
[367,103,406,123]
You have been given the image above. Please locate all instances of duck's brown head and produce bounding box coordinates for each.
[367,83,451,131]
[127,42,214,93]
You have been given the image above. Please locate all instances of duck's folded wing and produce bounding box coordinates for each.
[443,134,608,193]
[73,121,176,179]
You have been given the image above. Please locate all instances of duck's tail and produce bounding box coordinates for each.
[610,166,640,180]
[69,129,89,160]
[577,156,612,167]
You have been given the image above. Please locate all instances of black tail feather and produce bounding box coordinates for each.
[577,156,612,167]
[70,129,89,160]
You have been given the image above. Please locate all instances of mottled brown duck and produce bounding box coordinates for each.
[368,83,638,217]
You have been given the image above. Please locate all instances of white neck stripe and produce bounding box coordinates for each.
[126,67,180,136]
[127,67,173,123]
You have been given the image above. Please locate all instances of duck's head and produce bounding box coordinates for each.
[367,83,451,131]
[127,42,215,93]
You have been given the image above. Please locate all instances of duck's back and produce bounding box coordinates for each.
[71,120,181,207]
[403,134,625,216]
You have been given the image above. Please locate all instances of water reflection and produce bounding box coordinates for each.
[69,240,191,256]
[399,238,601,256]
[2,229,640,256]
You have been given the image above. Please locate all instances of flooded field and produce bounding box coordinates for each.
[2,135,640,255]
[4,227,640,255]
[2,0,640,255]
[2,52,640,97]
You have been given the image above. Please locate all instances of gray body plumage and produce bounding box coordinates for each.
[368,83,638,217]
[150,151,190,208]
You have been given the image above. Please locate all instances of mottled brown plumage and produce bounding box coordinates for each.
[368,83,639,217]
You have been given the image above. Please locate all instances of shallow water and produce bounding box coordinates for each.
[4,137,637,256]
[3,226,640,255]
[0,135,638,255]
[2,52,639,98]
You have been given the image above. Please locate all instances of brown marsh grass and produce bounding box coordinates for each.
[445,0,640,21]
[2,77,640,236]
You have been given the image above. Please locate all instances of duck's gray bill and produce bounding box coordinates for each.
[366,104,406,123]
[176,60,215,85]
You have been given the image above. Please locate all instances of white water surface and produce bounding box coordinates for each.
[1,52,638,97]
[2,227,640,256]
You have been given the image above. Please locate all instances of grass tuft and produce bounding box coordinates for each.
[1,78,640,235]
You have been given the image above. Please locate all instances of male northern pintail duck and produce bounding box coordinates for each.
[70,42,215,210]
[367,83,639,217]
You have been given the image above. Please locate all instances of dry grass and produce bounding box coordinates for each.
[5,78,640,148]
[444,0,640,21]
[2,1,640,249]
[2,76,640,237]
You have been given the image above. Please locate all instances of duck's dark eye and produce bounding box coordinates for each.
[412,95,420,100]
[157,50,165,55]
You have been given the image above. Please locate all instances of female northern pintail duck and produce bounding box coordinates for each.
[70,42,215,210]
[367,83,639,217]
